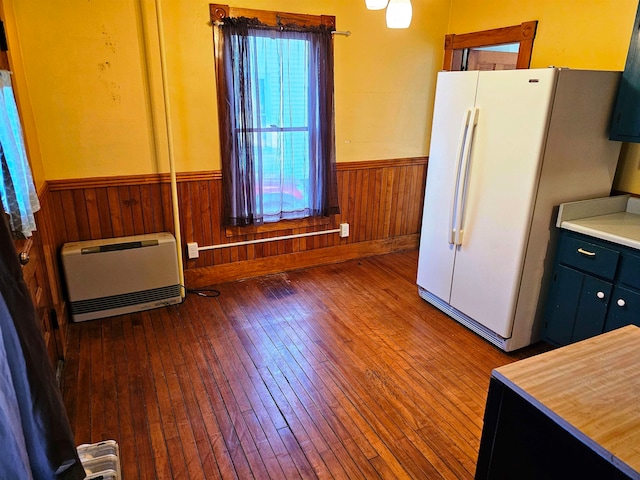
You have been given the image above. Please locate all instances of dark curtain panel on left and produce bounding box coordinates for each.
[0,215,85,480]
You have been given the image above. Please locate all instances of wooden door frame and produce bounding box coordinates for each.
[443,20,538,71]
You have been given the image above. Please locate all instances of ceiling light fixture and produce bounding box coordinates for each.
[365,0,389,10]
[386,0,413,29]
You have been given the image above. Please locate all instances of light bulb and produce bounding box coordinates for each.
[365,0,389,10]
[386,0,412,29]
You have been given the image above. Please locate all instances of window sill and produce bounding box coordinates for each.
[225,216,333,238]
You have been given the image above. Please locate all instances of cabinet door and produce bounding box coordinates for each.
[604,285,640,332]
[610,1,640,142]
[543,265,611,346]
[544,266,582,346]
[572,275,612,343]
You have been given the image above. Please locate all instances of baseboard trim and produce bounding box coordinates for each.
[185,234,419,287]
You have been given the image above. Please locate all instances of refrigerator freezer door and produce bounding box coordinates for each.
[449,68,558,338]
[417,71,479,302]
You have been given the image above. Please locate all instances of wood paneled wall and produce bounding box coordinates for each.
[12,187,67,367]
[45,158,427,288]
[14,227,59,367]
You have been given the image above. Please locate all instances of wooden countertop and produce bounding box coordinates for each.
[493,325,640,479]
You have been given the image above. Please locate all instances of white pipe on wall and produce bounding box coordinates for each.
[198,228,341,251]
[152,0,185,295]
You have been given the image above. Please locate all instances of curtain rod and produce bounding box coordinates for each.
[210,20,350,36]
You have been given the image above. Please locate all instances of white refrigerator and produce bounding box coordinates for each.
[416,68,622,351]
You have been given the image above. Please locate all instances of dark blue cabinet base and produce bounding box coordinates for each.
[543,230,640,347]
[476,378,634,479]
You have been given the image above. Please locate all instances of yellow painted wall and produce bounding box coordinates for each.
[448,0,637,71]
[8,1,160,180]
[6,0,640,189]
[4,0,451,180]
[447,0,640,194]
[0,0,46,190]
[614,143,640,193]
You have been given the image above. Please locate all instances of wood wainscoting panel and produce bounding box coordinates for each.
[185,234,420,287]
[46,158,428,286]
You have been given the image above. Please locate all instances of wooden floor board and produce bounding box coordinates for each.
[154,308,207,479]
[110,317,138,479]
[122,315,162,480]
[187,298,256,479]
[89,320,105,443]
[166,306,223,479]
[61,317,80,437]
[62,250,550,479]
[176,299,239,479]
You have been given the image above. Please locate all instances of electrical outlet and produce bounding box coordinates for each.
[339,223,350,238]
[187,242,200,259]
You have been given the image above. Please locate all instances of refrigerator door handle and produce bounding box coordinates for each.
[454,107,479,246]
[449,108,472,244]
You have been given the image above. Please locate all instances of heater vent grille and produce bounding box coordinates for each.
[70,285,182,315]
[61,233,182,322]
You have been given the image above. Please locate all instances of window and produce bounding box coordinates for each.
[212,5,340,227]
[0,27,40,239]
[443,21,538,71]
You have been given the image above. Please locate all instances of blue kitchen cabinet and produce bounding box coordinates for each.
[605,286,640,331]
[610,0,640,141]
[544,265,612,346]
[543,230,640,346]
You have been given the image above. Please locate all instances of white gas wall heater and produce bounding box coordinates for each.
[61,232,182,322]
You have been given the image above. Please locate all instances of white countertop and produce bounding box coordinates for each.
[557,195,640,250]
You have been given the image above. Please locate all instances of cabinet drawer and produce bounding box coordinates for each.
[557,236,619,280]
[618,252,640,290]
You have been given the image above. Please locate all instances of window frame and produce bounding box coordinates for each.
[210,5,336,30]
[442,21,538,71]
[210,4,339,229]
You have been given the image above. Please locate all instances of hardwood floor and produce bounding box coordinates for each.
[61,250,550,479]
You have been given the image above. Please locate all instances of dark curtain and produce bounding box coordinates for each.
[0,214,85,480]
[216,17,340,226]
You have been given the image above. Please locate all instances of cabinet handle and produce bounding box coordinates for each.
[596,291,605,299]
[577,248,596,257]
[617,298,626,307]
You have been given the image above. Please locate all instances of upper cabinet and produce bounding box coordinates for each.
[610,1,640,142]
